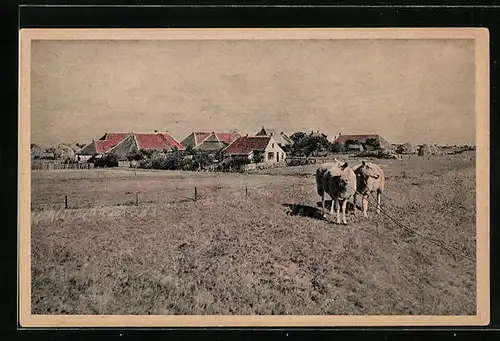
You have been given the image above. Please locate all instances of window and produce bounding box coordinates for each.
[268,152,274,160]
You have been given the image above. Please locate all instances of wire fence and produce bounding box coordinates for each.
[31,162,95,171]
[30,183,289,212]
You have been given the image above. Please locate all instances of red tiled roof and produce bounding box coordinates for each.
[158,133,185,150]
[333,134,381,144]
[94,133,129,153]
[134,133,184,151]
[193,132,241,146]
[215,133,241,144]
[224,136,270,155]
[194,132,211,145]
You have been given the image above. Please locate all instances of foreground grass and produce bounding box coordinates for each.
[31,157,476,315]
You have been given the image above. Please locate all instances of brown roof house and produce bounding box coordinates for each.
[223,135,286,163]
[255,126,293,148]
[180,131,241,152]
[78,132,184,159]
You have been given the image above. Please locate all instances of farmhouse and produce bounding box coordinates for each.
[333,134,392,150]
[180,131,241,152]
[78,132,184,158]
[223,135,287,163]
[255,126,293,148]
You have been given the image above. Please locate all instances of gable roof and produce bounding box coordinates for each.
[132,133,184,150]
[79,132,184,155]
[255,127,292,146]
[213,132,241,145]
[193,132,211,146]
[89,133,129,153]
[224,136,271,155]
[192,132,241,146]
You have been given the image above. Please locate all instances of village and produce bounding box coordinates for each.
[30,126,474,172]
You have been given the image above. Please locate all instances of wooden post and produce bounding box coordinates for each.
[194,186,197,201]
[65,195,68,209]
[245,185,248,196]
[135,192,139,206]
[403,171,406,178]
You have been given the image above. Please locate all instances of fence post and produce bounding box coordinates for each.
[135,192,139,206]
[65,195,68,209]
[194,186,197,201]
[245,185,248,196]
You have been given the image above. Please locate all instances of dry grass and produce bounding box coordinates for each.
[31,153,476,315]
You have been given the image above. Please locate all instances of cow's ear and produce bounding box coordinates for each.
[362,160,366,166]
[341,162,348,170]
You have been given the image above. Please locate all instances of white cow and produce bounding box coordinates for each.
[353,161,385,217]
[316,159,357,225]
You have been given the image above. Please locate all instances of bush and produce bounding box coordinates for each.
[137,159,152,169]
[126,150,145,161]
[217,156,250,172]
[150,152,168,169]
[286,157,315,166]
[91,154,119,168]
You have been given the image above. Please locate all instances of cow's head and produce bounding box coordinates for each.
[358,161,380,179]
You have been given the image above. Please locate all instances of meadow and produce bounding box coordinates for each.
[30,152,477,315]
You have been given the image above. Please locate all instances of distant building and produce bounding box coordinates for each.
[347,144,364,152]
[255,126,293,148]
[223,135,286,163]
[78,132,184,158]
[180,131,241,152]
[333,134,391,150]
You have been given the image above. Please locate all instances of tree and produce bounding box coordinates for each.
[330,142,345,153]
[364,138,380,151]
[290,132,307,144]
[252,150,264,163]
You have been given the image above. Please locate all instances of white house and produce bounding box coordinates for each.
[223,135,286,163]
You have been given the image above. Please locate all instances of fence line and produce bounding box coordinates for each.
[31,162,94,171]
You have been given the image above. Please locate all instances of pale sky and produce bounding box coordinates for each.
[31,39,476,148]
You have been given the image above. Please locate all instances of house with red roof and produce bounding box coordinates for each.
[180,131,241,152]
[78,132,184,159]
[223,135,286,163]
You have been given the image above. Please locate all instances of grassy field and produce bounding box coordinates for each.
[31,152,476,315]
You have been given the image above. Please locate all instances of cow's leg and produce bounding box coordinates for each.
[362,195,369,218]
[330,197,336,219]
[342,199,348,224]
[353,193,357,216]
[335,198,341,224]
[377,191,381,215]
[321,194,325,218]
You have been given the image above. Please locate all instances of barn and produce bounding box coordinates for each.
[77,132,184,159]
[180,131,241,152]
[223,135,286,163]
